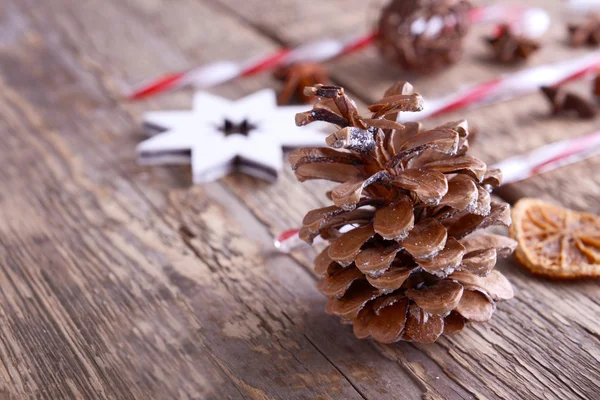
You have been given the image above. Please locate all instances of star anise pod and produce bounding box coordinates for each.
[273,62,330,105]
[486,25,540,63]
[568,15,600,47]
[541,86,597,119]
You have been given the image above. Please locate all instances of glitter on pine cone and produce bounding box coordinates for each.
[376,0,472,73]
[290,82,517,344]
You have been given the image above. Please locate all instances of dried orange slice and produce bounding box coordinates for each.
[510,198,600,279]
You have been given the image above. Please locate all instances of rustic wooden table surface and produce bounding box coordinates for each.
[1,0,599,398]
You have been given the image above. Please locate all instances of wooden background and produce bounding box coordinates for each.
[0,0,599,398]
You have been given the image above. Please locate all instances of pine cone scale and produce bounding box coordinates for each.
[300,208,374,244]
[404,304,444,343]
[451,270,514,301]
[355,245,401,275]
[415,237,465,275]
[396,128,459,155]
[326,280,381,319]
[459,248,497,275]
[474,186,491,215]
[391,169,448,204]
[422,155,487,180]
[331,172,392,210]
[366,266,415,292]
[455,290,495,322]
[444,202,511,239]
[443,311,466,334]
[368,298,410,343]
[302,205,343,231]
[328,224,375,261]
[401,219,448,259]
[314,246,335,275]
[460,233,517,257]
[318,265,364,298]
[405,280,464,315]
[353,296,409,343]
[440,175,478,210]
[373,196,414,240]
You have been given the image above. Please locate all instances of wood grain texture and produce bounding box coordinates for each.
[0,0,420,398]
[0,0,599,399]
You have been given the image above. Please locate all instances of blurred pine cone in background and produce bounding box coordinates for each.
[377,0,472,73]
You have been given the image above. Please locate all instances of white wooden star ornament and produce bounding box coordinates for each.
[137,89,327,184]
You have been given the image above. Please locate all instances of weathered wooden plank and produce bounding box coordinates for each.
[225,171,600,400]
[0,0,430,398]
[0,1,360,399]
[41,0,459,396]
[200,0,600,399]
[0,89,246,399]
[96,0,595,397]
[2,0,600,399]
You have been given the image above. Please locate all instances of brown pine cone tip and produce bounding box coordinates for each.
[486,25,541,64]
[290,82,517,344]
[377,0,472,73]
[568,15,600,47]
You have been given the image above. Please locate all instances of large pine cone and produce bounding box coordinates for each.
[290,82,517,343]
[377,0,472,73]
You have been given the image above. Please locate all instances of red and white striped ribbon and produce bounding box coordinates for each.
[128,5,549,100]
[128,32,377,100]
[494,128,600,184]
[274,127,600,252]
[401,52,600,122]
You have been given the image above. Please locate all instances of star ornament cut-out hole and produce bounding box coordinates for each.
[136,89,328,184]
[218,119,256,136]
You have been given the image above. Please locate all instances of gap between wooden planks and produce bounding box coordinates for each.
[0,0,598,399]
